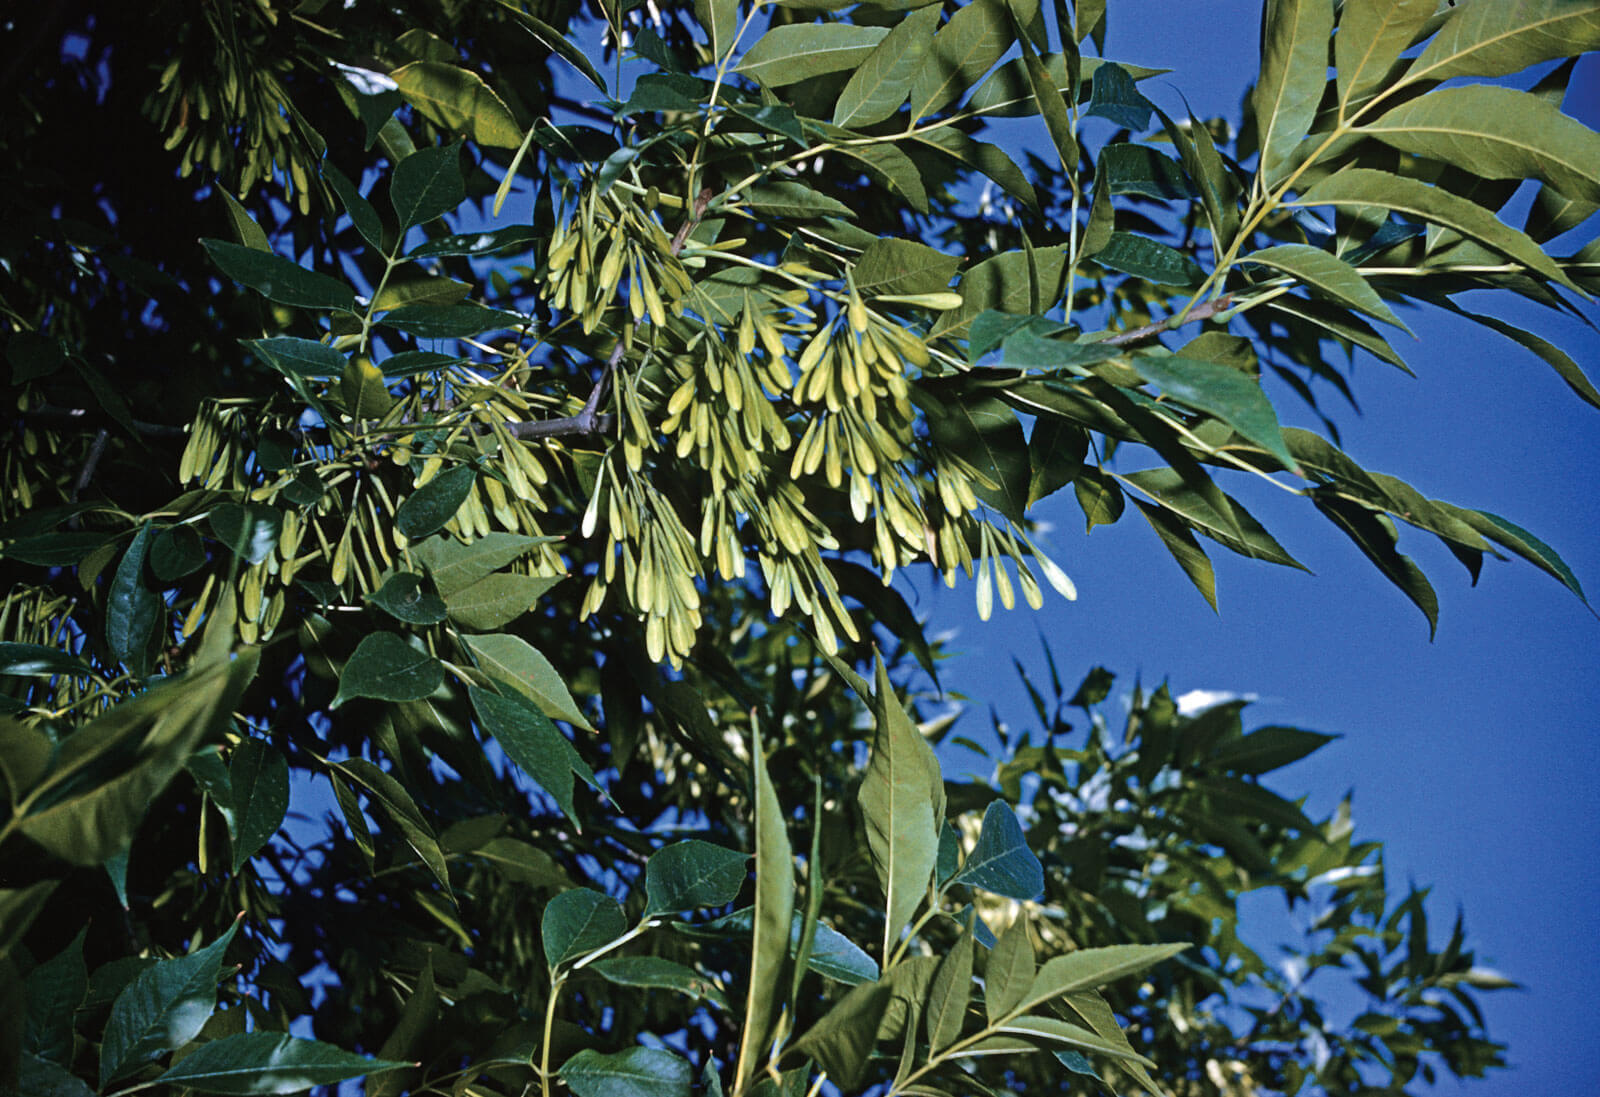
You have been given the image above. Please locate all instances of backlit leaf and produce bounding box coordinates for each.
[1242,243,1406,329]
[736,24,889,87]
[1407,0,1600,85]
[463,632,594,730]
[924,923,974,1053]
[910,0,1012,119]
[834,5,940,128]
[443,572,561,630]
[736,720,794,1092]
[853,238,960,298]
[1251,0,1334,185]
[1362,86,1600,205]
[152,1032,409,1094]
[985,918,1035,1023]
[1335,0,1437,109]
[952,801,1043,899]
[1011,943,1189,1019]
[413,531,552,595]
[391,62,521,149]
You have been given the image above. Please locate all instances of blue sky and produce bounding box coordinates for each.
[915,3,1599,1093]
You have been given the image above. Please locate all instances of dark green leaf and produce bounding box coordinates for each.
[542,888,627,968]
[106,525,160,676]
[561,1047,693,1097]
[1093,232,1206,286]
[100,921,240,1086]
[332,756,453,893]
[0,643,93,680]
[1087,62,1156,130]
[1314,494,1440,635]
[469,686,586,825]
[208,503,282,566]
[407,225,540,259]
[952,801,1044,899]
[150,525,206,581]
[1461,509,1587,604]
[9,331,63,383]
[25,928,87,1066]
[412,531,550,595]
[17,1053,95,1097]
[153,1032,409,1094]
[323,163,384,249]
[645,839,749,916]
[332,632,445,708]
[1122,468,1304,566]
[201,240,356,312]
[395,466,476,540]
[390,143,466,231]
[216,189,270,252]
[381,303,525,338]
[1127,355,1297,471]
[367,572,448,625]
[1074,466,1125,530]
[589,956,731,1011]
[985,918,1035,1023]
[245,337,345,379]
[380,350,462,377]
[1132,498,1218,610]
[918,384,1031,523]
[1207,725,1338,775]
[501,6,607,92]
[1103,144,1195,200]
[228,739,288,873]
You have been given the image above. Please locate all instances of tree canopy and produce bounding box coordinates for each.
[1,1,1595,1095]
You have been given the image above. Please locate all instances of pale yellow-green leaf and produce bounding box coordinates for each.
[735,720,795,1092]
[1406,0,1600,85]
[695,0,739,62]
[1242,243,1408,330]
[735,24,888,87]
[1292,168,1575,291]
[1360,85,1600,205]
[341,357,394,420]
[908,0,1013,120]
[391,61,522,149]
[833,5,941,128]
[1335,0,1436,111]
[1250,0,1335,186]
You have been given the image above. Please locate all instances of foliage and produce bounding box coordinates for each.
[1,0,1594,1095]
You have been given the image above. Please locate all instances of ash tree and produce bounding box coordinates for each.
[1,0,1596,1095]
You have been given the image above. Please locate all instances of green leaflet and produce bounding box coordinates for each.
[246,336,344,379]
[1335,0,1436,110]
[857,657,943,958]
[369,958,438,1097]
[854,239,960,298]
[1010,943,1189,1020]
[911,128,1039,214]
[1092,232,1205,287]
[332,632,445,708]
[389,142,467,231]
[932,246,1068,340]
[443,572,561,630]
[367,572,448,625]
[909,0,1013,119]
[695,0,739,62]
[1133,495,1215,610]
[644,839,749,916]
[735,720,794,1092]
[1406,0,1600,85]
[736,24,889,87]
[227,739,289,873]
[833,5,940,128]
[1120,467,1304,568]
[413,531,553,595]
[917,384,1031,524]
[1125,355,1298,473]
[99,921,240,1086]
[469,686,591,825]
[497,2,607,92]
[998,1014,1158,1067]
[462,632,594,729]
[924,923,975,1053]
[1013,18,1076,171]
[323,163,384,250]
[152,1033,410,1094]
[1313,494,1440,635]
[1250,0,1334,186]
[202,240,357,313]
[542,888,627,968]
[950,801,1044,899]
[1242,243,1407,330]
[391,62,521,149]
[24,928,87,1067]
[330,756,453,894]
[105,524,160,676]
[396,466,476,540]
[985,918,1035,1024]
[1360,85,1600,205]
[209,503,282,565]
[590,956,731,1011]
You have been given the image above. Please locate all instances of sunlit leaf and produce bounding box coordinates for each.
[462,632,594,729]
[736,24,889,87]
[391,62,521,149]
[834,5,940,127]
[1251,0,1334,185]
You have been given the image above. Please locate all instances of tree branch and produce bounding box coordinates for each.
[1102,294,1234,348]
